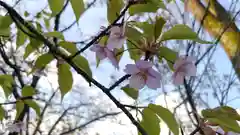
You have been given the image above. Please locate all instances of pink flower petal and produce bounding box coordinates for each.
[96,51,107,60]
[173,57,184,70]
[90,44,102,52]
[172,72,184,85]
[184,63,197,76]
[106,37,125,50]
[124,64,140,74]
[147,68,161,80]
[146,75,161,89]
[105,48,119,69]
[129,74,145,89]
[136,60,153,70]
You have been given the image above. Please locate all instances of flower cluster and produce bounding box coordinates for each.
[90,25,197,90]
[90,26,126,69]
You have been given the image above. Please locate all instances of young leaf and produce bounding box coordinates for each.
[121,85,139,100]
[140,108,161,135]
[59,41,78,54]
[160,24,212,44]
[16,29,27,48]
[25,100,41,117]
[48,0,65,16]
[155,17,166,41]
[58,63,73,99]
[129,0,166,16]
[34,53,54,69]
[15,101,24,120]
[72,55,92,78]
[70,0,85,21]
[44,31,65,40]
[0,106,5,120]
[22,86,36,97]
[107,0,123,23]
[149,104,179,135]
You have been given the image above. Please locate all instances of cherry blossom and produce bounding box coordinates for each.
[90,44,119,69]
[6,122,25,133]
[172,56,196,85]
[106,26,126,50]
[124,60,161,89]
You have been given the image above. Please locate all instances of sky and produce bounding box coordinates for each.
[2,0,240,135]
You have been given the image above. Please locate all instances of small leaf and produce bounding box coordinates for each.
[0,106,5,120]
[22,86,36,97]
[160,24,212,44]
[58,63,73,99]
[129,0,166,16]
[25,100,40,117]
[59,41,78,54]
[45,31,65,40]
[72,55,92,78]
[70,0,85,21]
[34,53,54,69]
[48,0,65,16]
[107,0,123,23]
[121,85,139,100]
[139,108,161,135]
[15,101,24,120]
[16,29,27,48]
[24,11,30,17]
[155,17,166,41]
[149,104,179,135]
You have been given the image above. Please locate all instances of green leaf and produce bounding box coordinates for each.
[207,118,240,133]
[155,17,166,41]
[121,85,139,100]
[129,0,166,16]
[16,29,27,48]
[158,46,178,64]
[125,25,143,42]
[44,18,50,29]
[0,75,14,98]
[15,101,24,120]
[127,40,142,61]
[24,11,30,17]
[22,86,36,97]
[45,31,65,40]
[107,0,123,23]
[72,55,92,78]
[160,24,212,44]
[149,104,179,135]
[0,15,12,29]
[136,22,155,41]
[0,106,5,120]
[48,0,65,16]
[139,108,161,135]
[34,53,54,69]
[70,0,85,21]
[58,63,73,99]
[25,100,41,117]
[24,38,42,59]
[59,41,78,54]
